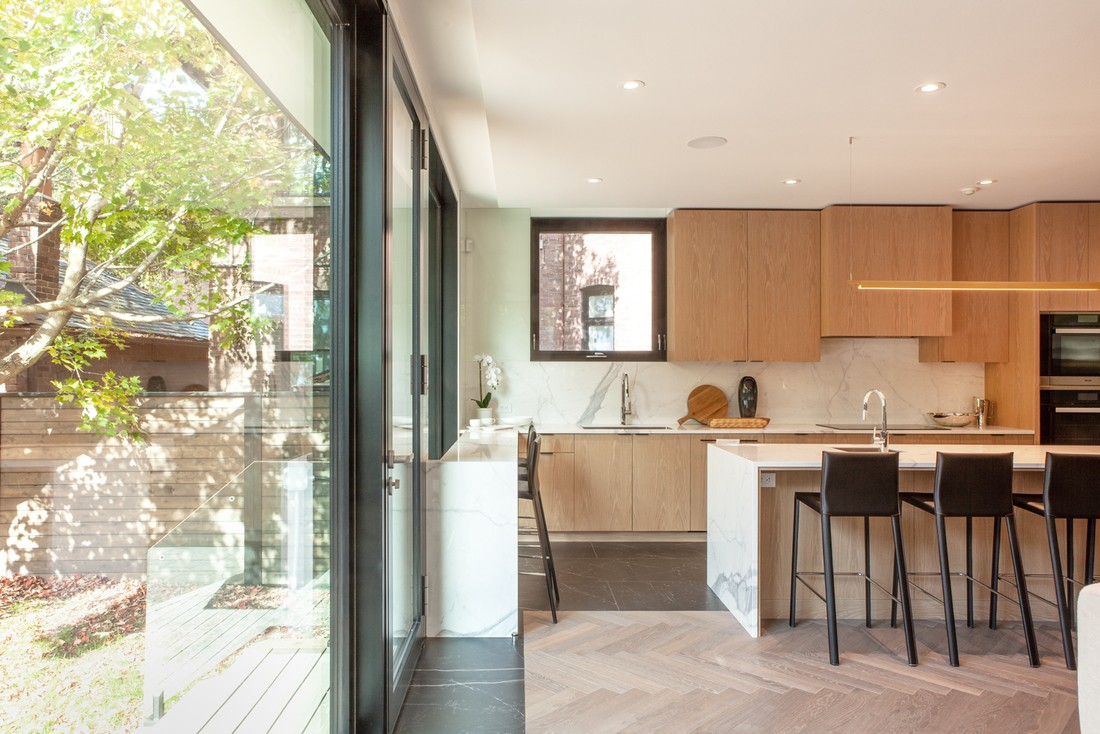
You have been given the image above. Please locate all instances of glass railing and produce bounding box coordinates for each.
[142,459,330,726]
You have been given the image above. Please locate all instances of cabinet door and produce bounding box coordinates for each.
[537,450,575,531]
[1088,203,1100,311]
[632,435,690,531]
[689,437,714,531]
[573,435,633,531]
[746,210,821,361]
[919,211,1010,363]
[821,206,952,336]
[1036,203,1090,312]
[667,210,748,361]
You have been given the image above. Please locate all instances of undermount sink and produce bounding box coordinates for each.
[581,425,672,430]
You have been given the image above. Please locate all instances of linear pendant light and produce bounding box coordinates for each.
[850,280,1100,292]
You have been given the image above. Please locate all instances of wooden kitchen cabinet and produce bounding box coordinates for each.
[667,210,748,361]
[1036,202,1090,312]
[573,434,633,531]
[919,211,1010,363]
[746,210,821,361]
[631,434,691,531]
[667,209,820,362]
[534,434,575,531]
[820,205,952,336]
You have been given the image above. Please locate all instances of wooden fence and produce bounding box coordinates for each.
[0,392,330,580]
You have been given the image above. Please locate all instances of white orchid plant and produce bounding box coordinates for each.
[472,354,502,409]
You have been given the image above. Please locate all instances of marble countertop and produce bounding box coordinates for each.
[711,442,1100,470]
[532,422,1033,436]
[439,428,519,463]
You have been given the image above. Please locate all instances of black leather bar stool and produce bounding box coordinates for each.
[518,431,559,622]
[1006,453,1100,670]
[789,450,917,666]
[897,452,1039,667]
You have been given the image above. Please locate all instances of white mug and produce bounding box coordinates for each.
[468,418,481,428]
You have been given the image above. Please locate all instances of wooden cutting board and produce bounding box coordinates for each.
[678,385,729,425]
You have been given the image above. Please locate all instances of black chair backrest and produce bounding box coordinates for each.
[527,433,542,497]
[1044,452,1100,519]
[526,427,539,474]
[933,452,1014,517]
[820,450,900,517]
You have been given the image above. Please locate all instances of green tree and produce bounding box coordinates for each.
[0,0,314,438]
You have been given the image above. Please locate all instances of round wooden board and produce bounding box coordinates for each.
[678,384,729,425]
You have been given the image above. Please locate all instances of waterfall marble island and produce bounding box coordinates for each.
[424,428,519,637]
[706,442,1100,638]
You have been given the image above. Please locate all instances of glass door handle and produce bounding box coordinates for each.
[386,476,401,495]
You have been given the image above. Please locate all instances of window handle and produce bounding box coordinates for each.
[586,352,607,359]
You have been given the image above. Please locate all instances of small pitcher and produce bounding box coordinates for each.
[974,397,992,429]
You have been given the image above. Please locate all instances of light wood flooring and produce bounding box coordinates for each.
[524,611,1080,733]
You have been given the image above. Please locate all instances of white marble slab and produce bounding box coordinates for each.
[425,432,519,637]
[534,422,1032,436]
[707,444,761,636]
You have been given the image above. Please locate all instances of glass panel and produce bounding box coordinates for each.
[0,1,331,730]
[388,74,419,680]
[588,294,615,318]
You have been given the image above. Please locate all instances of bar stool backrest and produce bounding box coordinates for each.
[1044,453,1100,519]
[933,452,1014,517]
[527,434,542,498]
[820,450,900,516]
[526,427,539,473]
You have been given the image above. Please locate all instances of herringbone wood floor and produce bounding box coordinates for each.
[524,611,1079,733]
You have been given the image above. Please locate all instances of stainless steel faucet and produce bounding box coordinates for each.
[862,389,889,451]
[621,373,633,426]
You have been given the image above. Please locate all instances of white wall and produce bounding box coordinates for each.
[460,208,984,427]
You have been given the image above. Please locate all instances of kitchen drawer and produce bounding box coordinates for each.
[539,434,575,453]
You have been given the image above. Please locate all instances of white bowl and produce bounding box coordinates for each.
[500,415,533,428]
[926,412,976,428]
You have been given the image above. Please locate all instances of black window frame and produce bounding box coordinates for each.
[530,217,667,362]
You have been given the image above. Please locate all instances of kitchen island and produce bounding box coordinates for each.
[424,428,519,637]
[707,442,1100,637]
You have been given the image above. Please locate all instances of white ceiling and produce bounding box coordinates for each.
[389,0,1100,214]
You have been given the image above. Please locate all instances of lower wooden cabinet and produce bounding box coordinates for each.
[536,431,1033,533]
[632,435,691,531]
[573,434,633,531]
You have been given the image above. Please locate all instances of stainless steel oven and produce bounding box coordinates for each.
[1040,387,1100,444]
[1041,313,1100,386]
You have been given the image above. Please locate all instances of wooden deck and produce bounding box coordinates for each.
[146,641,330,733]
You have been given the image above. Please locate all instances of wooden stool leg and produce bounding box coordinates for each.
[990,516,1001,630]
[892,514,918,666]
[966,516,975,628]
[789,498,801,627]
[822,514,840,666]
[1046,514,1076,669]
[1088,518,1097,586]
[865,516,872,628]
[1007,513,1039,668]
[936,514,960,667]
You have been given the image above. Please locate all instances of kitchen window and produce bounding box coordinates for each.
[531,218,666,361]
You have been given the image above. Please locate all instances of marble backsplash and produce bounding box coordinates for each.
[467,338,985,427]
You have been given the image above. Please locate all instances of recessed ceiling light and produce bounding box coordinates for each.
[977,179,997,186]
[586,177,603,184]
[621,80,645,90]
[915,81,946,93]
[782,179,801,185]
[687,136,727,149]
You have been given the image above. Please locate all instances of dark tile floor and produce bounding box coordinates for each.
[394,540,722,734]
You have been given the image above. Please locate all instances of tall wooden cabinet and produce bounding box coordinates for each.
[667,209,820,361]
[984,202,1100,438]
[632,434,691,530]
[820,205,952,336]
[919,211,1011,363]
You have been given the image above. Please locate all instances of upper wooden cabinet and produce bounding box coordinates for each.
[667,210,748,361]
[820,206,952,337]
[667,209,820,362]
[919,211,1011,363]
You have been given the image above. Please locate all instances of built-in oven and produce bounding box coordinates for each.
[1041,313,1100,386]
[1040,387,1100,444]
